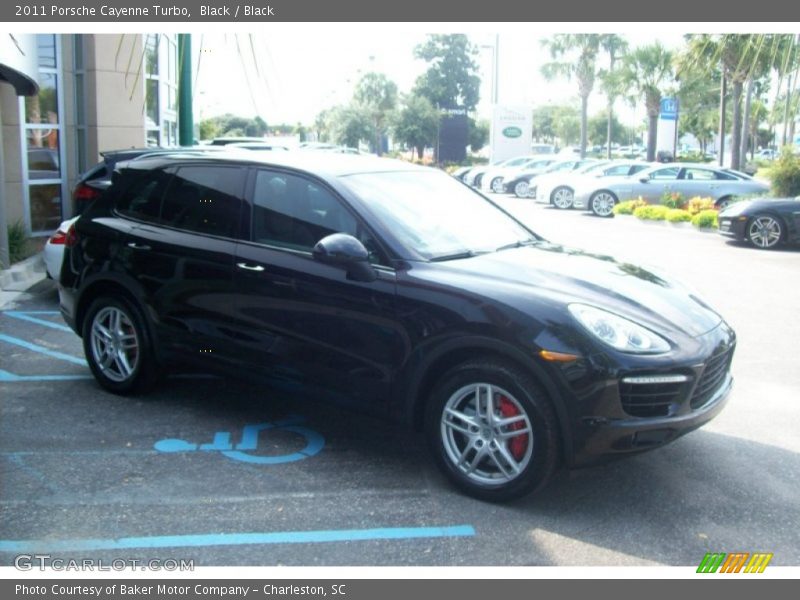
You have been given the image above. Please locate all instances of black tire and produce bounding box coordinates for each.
[589,190,618,217]
[513,181,530,198]
[490,177,504,193]
[82,295,160,395]
[746,214,784,250]
[424,359,560,502]
[716,196,733,209]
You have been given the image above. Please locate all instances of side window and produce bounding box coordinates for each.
[252,170,358,250]
[683,168,716,180]
[649,167,680,180]
[629,165,648,175]
[116,169,172,222]
[161,166,244,237]
[603,165,630,176]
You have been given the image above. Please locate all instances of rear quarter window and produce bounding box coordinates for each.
[114,169,172,222]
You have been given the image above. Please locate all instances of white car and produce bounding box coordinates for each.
[535,161,652,209]
[481,155,554,193]
[44,217,78,280]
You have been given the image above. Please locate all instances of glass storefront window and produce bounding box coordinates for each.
[145,35,159,76]
[25,73,58,124]
[26,130,61,180]
[28,184,63,232]
[37,34,56,68]
[146,79,159,126]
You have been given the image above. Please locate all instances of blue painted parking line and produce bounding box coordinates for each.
[2,310,72,332]
[0,333,87,366]
[0,525,476,553]
[0,369,92,382]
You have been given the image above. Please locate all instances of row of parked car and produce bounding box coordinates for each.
[454,155,771,217]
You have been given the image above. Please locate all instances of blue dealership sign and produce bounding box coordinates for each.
[660,97,679,121]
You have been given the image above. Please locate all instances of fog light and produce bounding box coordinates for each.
[621,374,689,384]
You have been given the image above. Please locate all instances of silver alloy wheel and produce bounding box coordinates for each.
[591,192,616,217]
[552,187,574,209]
[748,216,782,249]
[90,306,140,383]
[514,181,529,198]
[491,177,504,193]
[440,383,534,487]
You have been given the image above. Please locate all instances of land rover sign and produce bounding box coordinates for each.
[491,106,533,162]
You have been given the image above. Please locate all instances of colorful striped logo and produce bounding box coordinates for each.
[697,552,773,573]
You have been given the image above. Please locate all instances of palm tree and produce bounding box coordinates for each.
[541,34,604,158]
[598,35,629,159]
[619,43,674,162]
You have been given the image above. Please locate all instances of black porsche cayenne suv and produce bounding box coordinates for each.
[59,152,735,501]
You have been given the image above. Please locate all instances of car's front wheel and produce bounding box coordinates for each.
[590,191,618,217]
[425,360,560,502]
[747,214,783,249]
[490,177,504,193]
[551,186,574,209]
[82,296,159,394]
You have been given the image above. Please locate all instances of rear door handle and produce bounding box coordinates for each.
[127,242,151,251]
[236,262,265,272]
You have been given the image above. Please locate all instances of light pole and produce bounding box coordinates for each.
[481,34,499,106]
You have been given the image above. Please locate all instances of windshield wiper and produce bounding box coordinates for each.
[495,239,538,252]
[429,250,485,262]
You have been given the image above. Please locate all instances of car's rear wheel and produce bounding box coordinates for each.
[490,177,504,193]
[551,186,574,209]
[425,360,559,502]
[473,174,484,188]
[747,215,783,249]
[717,196,733,209]
[513,181,529,198]
[82,296,159,394]
[590,191,618,217]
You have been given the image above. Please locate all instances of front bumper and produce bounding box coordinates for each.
[717,217,747,240]
[565,321,736,467]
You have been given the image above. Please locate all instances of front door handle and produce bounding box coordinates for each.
[127,242,151,251]
[236,262,265,272]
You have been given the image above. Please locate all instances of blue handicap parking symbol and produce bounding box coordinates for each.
[154,415,325,464]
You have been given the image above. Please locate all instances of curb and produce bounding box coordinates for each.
[0,252,48,309]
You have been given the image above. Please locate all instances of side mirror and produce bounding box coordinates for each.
[313,233,377,282]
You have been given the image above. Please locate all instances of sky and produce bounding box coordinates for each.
[192,29,687,129]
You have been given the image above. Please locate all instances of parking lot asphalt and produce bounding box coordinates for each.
[1,200,799,567]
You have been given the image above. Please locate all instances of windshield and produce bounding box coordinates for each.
[342,170,537,261]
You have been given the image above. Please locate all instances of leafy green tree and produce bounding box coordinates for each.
[598,35,629,158]
[413,34,481,111]
[392,95,439,159]
[619,43,674,162]
[328,104,373,149]
[468,118,490,153]
[354,72,398,155]
[588,112,626,146]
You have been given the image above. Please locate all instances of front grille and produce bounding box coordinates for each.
[690,348,733,409]
[620,380,685,418]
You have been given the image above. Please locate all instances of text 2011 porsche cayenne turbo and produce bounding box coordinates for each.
[59,153,735,501]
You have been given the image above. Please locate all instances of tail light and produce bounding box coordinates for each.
[48,229,68,245]
[64,223,78,248]
[73,183,102,214]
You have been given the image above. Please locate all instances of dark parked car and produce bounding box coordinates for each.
[71,146,224,216]
[59,153,735,501]
[718,197,800,249]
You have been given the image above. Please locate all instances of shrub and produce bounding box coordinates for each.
[613,197,648,215]
[691,209,719,229]
[7,221,30,264]
[633,205,669,220]
[660,191,686,209]
[769,148,800,197]
[685,196,716,215]
[665,209,692,223]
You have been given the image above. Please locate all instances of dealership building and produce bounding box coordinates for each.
[1,33,179,240]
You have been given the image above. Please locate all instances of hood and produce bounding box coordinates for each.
[421,242,722,338]
[722,197,799,215]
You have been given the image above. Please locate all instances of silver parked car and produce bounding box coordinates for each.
[573,163,770,217]
[534,160,651,209]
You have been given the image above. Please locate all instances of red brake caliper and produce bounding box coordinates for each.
[498,396,528,461]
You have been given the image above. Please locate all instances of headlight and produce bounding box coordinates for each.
[568,304,670,354]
